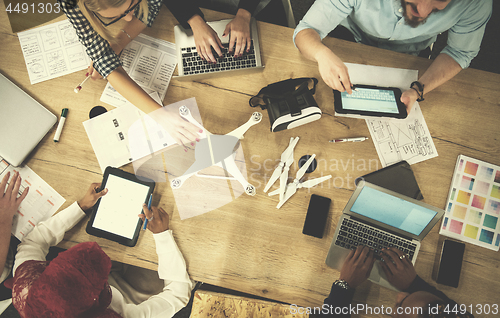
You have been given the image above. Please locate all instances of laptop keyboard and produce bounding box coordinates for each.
[335,218,416,261]
[180,41,258,76]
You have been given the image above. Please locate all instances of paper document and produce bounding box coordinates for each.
[18,19,90,84]
[0,157,65,241]
[343,63,438,167]
[100,34,177,107]
[439,155,500,251]
[83,93,177,172]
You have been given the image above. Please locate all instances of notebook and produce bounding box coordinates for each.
[174,18,264,80]
[0,73,56,166]
[325,181,444,290]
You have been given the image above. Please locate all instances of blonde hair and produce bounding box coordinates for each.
[78,0,149,44]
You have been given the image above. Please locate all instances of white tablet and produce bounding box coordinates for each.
[86,167,154,246]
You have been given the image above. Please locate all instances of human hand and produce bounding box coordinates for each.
[400,89,418,114]
[139,204,170,234]
[189,15,223,63]
[339,245,376,288]
[0,171,29,222]
[87,61,103,80]
[380,247,417,290]
[315,48,352,94]
[223,9,252,57]
[148,106,203,151]
[77,182,108,213]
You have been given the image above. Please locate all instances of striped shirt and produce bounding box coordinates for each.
[58,0,162,78]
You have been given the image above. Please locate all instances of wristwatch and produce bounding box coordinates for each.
[410,81,425,102]
[333,279,351,290]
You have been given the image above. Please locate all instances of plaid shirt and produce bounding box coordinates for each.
[58,0,162,78]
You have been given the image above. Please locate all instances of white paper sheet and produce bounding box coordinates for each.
[343,63,438,167]
[0,157,65,241]
[83,93,177,172]
[100,34,177,107]
[18,19,90,85]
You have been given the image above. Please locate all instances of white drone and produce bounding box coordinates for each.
[170,105,262,196]
[268,152,332,209]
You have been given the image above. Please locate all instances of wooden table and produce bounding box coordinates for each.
[1,3,499,316]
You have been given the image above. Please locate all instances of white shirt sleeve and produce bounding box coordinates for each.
[108,230,194,318]
[13,202,86,275]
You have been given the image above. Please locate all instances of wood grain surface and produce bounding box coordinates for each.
[1,3,499,316]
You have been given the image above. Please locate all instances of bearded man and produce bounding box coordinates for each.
[293,0,492,113]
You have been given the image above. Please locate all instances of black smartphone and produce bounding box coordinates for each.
[302,194,332,238]
[436,239,465,288]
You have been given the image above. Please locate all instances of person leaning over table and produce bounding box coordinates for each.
[293,0,493,113]
[58,0,203,149]
[0,171,28,301]
[317,245,473,317]
[163,0,282,63]
[6,182,194,318]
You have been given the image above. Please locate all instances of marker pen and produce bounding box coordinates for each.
[54,108,68,142]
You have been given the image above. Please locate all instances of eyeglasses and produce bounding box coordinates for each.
[87,0,142,27]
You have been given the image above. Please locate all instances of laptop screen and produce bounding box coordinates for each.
[350,186,437,236]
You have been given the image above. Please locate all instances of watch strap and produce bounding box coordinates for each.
[410,81,425,102]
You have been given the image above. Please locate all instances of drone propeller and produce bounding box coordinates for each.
[263,137,299,193]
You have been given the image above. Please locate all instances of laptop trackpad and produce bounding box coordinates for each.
[369,260,385,282]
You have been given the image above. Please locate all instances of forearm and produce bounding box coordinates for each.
[0,220,12,274]
[163,0,203,29]
[235,8,251,21]
[187,14,206,31]
[114,16,148,54]
[106,67,162,113]
[417,53,462,95]
[295,29,333,63]
[13,202,86,274]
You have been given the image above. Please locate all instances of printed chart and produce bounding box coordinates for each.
[18,19,90,84]
[100,34,177,107]
[0,157,65,240]
[439,155,500,251]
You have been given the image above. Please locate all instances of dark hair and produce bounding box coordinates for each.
[419,300,474,318]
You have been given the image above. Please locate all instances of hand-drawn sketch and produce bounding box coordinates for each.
[18,19,90,84]
[26,57,48,80]
[41,27,61,51]
[366,103,438,167]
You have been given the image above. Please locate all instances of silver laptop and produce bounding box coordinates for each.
[0,73,56,166]
[326,181,444,290]
[174,18,264,80]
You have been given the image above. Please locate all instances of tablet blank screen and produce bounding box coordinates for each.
[92,174,150,239]
[341,88,399,114]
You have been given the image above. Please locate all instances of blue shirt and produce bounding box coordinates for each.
[293,0,492,69]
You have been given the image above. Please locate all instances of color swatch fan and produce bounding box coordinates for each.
[439,155,500,251]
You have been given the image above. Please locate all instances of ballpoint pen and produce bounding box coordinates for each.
[329,137,368,143]
[142,194,153,230]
